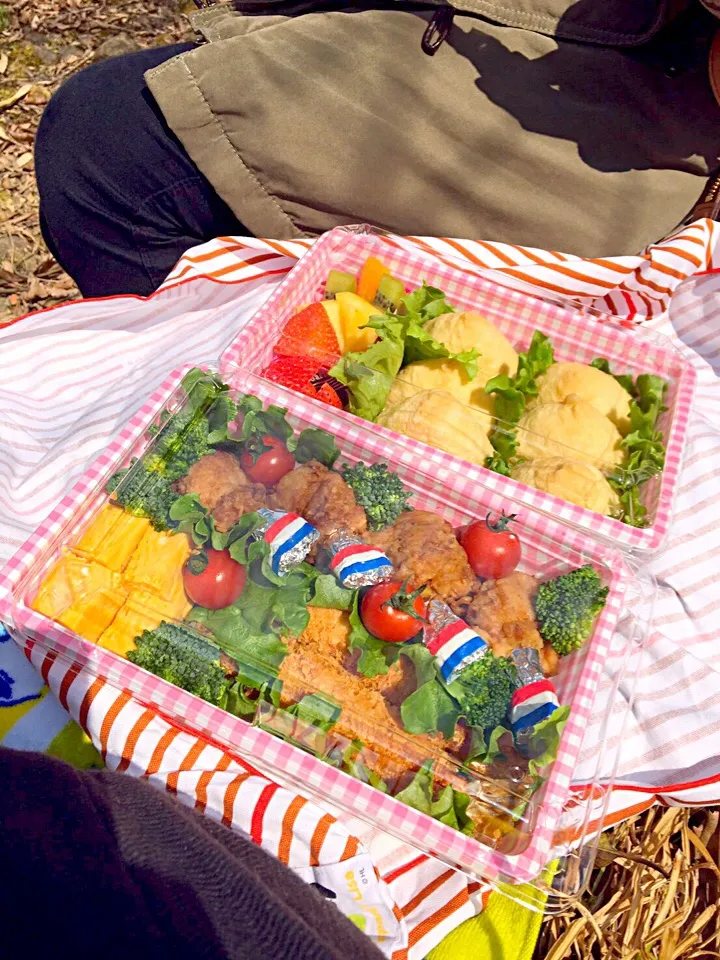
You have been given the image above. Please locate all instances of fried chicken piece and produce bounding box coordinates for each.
[458,570,548,658]
[174,451,266,532]
[271,460,367,544]
[368,510,475,602]
[280,608,465,785]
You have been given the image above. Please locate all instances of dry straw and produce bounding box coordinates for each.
[535,807,720,960]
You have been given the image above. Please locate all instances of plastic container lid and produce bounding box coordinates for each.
[0,364,652,906]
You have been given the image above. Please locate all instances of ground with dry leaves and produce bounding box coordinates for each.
[2,1,719,957]
[0,0,193,323]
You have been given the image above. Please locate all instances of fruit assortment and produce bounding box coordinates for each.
[262,257,400,403]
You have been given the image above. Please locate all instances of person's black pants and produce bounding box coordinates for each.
[35,44,249,298]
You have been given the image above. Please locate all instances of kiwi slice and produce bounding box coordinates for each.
[373,274,405,311]
[325,270,357,300]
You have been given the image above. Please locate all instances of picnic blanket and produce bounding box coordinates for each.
[1,221,719,958]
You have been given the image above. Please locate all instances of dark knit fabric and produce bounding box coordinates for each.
[0,747,384,960]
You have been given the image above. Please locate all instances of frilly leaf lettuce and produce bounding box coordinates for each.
[234,393,294,444]
[484,331,554,474]
[592,360,668,527]
[288,693,342,732]
[330,283,478,421]
[329,334,405,423]
[340,740,389,793]
[401,283,455,325]
[369,284,479,378]
[467,723,510,766]
[485,330,555,422]
[589,358,635,395]
[384,641,461,739]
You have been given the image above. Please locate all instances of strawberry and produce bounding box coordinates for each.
[274,303,341,366]
[263,355,320,397]
[262,356,344,409]
[316,382,343,408]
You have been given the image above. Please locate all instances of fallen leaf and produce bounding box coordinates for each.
[0,54,9,75]
[15,151,33,169]
[0,84,32,111]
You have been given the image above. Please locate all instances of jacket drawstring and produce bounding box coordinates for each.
[422,5,455,56]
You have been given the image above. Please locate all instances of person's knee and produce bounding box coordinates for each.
[35,63,106,201]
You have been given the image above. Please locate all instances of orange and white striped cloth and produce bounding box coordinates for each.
[1,221,720,957]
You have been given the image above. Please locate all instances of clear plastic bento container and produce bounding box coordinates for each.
[0,364,651,907]
[220,226,697,556]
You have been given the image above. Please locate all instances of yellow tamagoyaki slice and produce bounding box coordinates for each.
[123,527,193,602]
[33,553,128,643]
[73,503,151,573]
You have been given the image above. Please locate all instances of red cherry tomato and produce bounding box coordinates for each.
[240,434,295,485]
[459,512,521,580]
[360,580,427,644]
[183,549,247,610]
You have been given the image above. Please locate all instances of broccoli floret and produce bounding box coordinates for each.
[341,462,412,530]
[151,407,212,482]
[534,565,609,656]
[106,457,177,530]
[452,654,516,729]
[106,399,216,529]
[127,621,229,706]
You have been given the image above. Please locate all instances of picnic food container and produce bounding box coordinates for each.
[0,362,651,908]
[220,226,697,556]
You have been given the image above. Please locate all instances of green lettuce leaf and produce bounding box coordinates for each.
[400,680,460,739]
[394,760,474,835]
[485,331,555,475]
[590,357,635,395]
[592,361,668,527]
[168,493,215,546]
[369,284,478,378]
[290,427,340,468]
[401,283,455,325]
[525,704,571,776]
[330,283,477,421]
[386,642,461,739]
[466,723,510,765]
[347,590,391,678]
[189,602,289,669]
[289,693,342,733]
[308,574,355,611]
[329,334,405,423]
[394,760,434,812]
[233,393,294,444]
[340,740,389,793]
[430,784,474,835]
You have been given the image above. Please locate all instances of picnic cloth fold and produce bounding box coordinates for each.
[1,221,719,958]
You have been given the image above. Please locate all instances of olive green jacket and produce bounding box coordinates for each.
[146,1,720,255]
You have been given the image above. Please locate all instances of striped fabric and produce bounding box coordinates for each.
[0,222,719,957]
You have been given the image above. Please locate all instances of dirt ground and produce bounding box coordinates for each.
[2,1,719,956]
[0,0,193,324]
